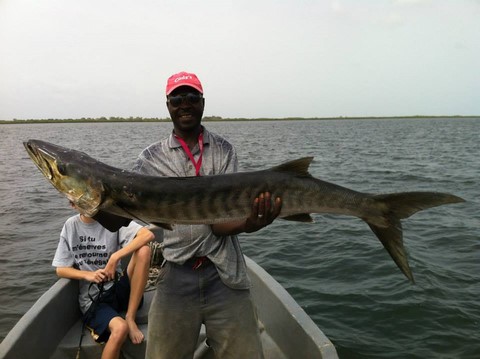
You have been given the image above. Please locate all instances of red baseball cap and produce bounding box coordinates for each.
[166,71,203,95]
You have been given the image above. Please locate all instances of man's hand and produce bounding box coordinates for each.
[210,192,282,236]
[244,192,282,233]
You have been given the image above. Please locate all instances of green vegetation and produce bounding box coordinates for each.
[0,115,478,124]
[0,116,170,124]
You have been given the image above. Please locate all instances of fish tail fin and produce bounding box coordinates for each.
[367,218,413,282]
[374,192,465,220]
[367,192,465,282]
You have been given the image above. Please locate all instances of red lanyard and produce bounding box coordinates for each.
[175,132,204,176]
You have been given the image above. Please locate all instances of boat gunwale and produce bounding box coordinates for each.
[0,256,338,359]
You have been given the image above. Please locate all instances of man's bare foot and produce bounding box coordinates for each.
[126,317,144,344]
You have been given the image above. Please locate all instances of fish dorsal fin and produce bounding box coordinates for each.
[271,157,314,177]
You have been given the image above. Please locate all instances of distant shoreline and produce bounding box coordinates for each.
[0,115,478,124]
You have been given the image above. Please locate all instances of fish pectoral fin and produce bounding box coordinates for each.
[115,205,174,231]
[281,213,314,222]
[150,222,174,231]
[92,210,132,232]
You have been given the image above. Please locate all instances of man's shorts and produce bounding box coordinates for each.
[84,272,143,343]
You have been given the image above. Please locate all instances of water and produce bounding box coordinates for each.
[1,119,479,358]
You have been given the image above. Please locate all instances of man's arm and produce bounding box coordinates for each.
[211,192,282,236]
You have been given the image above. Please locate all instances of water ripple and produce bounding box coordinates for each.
[1,119,479,358]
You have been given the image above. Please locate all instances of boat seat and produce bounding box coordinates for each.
[51,290,211,359]
[51,288,284,359]
[51,289,148,359]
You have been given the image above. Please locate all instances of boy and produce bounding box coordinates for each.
[52,203,154,359]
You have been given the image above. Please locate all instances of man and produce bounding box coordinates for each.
[133,71,282,359]
[52,202,155,359]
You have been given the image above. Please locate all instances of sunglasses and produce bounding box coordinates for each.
[167,93,203,107]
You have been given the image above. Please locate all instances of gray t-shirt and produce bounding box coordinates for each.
[132,127,250,289]
[52,214,142,313]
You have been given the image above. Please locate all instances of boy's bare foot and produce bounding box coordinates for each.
[126,317,144,344]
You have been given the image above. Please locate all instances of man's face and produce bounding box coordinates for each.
[166,86,205,133]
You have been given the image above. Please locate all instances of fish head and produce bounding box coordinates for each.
[24,139,104,216]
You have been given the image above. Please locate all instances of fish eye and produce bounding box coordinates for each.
[57,163,67,175]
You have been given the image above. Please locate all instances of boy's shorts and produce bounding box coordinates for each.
[84,272,143,343]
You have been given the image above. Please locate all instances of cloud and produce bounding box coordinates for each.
[331,0,343,13]
[394,0,431,5]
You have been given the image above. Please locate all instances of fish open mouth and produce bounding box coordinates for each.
[24,141,57,180]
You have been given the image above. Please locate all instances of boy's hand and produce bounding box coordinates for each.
[86,269,109,284]
[104,255,120,281]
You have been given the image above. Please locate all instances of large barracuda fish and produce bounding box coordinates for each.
[24,139,464,282]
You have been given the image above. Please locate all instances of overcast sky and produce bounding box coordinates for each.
[1,0,479,120]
